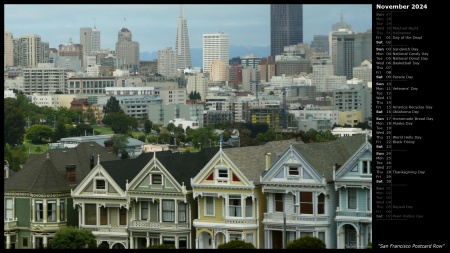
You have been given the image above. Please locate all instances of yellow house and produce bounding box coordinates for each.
[190,140,297,249]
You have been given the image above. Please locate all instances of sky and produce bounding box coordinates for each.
[4,4,372,53]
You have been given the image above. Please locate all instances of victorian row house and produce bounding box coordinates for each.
[4,142,119,249]
[4,135,371,249]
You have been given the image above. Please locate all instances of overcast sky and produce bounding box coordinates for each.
[4,4,372,53]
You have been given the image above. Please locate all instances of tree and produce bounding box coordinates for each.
[285,236,326,249]
[167,122,175,132]
[217,240,256,249]
[25,124,53,144]
[144,119,153,135]
[102,111,137,134]
[103,96,121,115]
[108,134,129,156]
[188,91,201,101]
[49,226,97,249]
[4,97,26,147]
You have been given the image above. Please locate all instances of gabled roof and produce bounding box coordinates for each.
[4,153,70,193]
[100,148,219,191]
[291,135,367,182]
[223,139,301,185]
[5,142,119,192]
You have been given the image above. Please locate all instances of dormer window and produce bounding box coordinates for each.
[288,166,299,176]
[215,166,229,183]
[361,160,372,175]
[152,174,162,185]
[96,179,106,190]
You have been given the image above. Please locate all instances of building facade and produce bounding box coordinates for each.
[270,4,303,57]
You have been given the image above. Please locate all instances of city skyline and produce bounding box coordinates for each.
[4,4,372,54]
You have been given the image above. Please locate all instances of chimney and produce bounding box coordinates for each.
[65,164,76,182]
[265,153,271,171]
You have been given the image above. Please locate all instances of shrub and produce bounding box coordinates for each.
[217,240,256,249]
[286,236,326,249]
[147,244,176,249]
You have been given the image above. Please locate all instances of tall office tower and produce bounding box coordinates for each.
[4,26,14,67]
[175,5,192,70]
[331,29,372,80]
[310,35,329,53]
[270,4,303,57]
[15,34,49,68]
[202,32,229,74]
[80,26,101,56]
[115,27,140,72]
[157,47,177,77]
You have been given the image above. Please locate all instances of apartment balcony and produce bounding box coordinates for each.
[129,220,190,230]
[335,209,372,223]
[4,218,18,231]
[30,221,67,232]
[263,213,329,225]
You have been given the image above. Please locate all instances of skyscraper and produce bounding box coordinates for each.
[115,27,140,72]
[4,26,14,67]
[80,26,101,56]
[175,5,192,70]
[202,32,229,74]
[270,4,303,57]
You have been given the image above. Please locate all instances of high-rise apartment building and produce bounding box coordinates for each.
[115,27,140,72]
[80,26,101,56]
[202,32,229,74]
[175,5,192,70]
[23,63,68,95]
[157,47,177,77]
[4,26,14,67]
[14,34,49,68]
[270,4,303,57]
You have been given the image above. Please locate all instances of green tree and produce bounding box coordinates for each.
[167,122,175,132]
[83,107,97,125]
[103,96,121,115]
[4,145,28,172]
[53,119,68,142]
[108,134,129,156]
[188,91,201,101]
[49,226,97,249]
[144,120,153,135]
[285,236,326,249]
[140,113,149,124]
[103,111,137,134]
[73,123,94,137]
[4,97,26,147]
[25,124,53,144]
[217,240,256,249]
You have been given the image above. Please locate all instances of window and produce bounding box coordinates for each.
[318,232,326,244]
[229,195,242,217]
[348,188,357,209]
[362,160,372,174]
[85,204,97,225]
[218,168,228,178]
[230,233,242,241]
[245,234,254,245]
[179,237,187,249]
[205,197,214,216]
[5,198,13,220]
[119,207,127,225]
[288,166,299,176]
[22,237,28,248]
[163,237,175,246]
[245,197,253,218]
[141,201,149,220]
[47,201,56,222]
[100,206,108,225]
[162,200,175,222]
[300,192,313,214]
[178,203,187,222]
[36,201,44,221]
[60,200,65,221]
[318,193,325,214]
[152,174,162,185]
[300,231,314,238]
[275,193,283,212]
[96,179,106,190]
[367,189,371,211]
